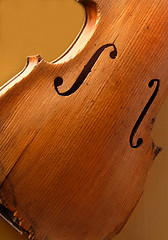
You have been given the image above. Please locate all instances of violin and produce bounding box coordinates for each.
[0,0,168,240]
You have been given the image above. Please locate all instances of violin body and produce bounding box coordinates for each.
[0,0,168,240]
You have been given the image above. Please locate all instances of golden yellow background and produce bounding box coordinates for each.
[0,0,168,240]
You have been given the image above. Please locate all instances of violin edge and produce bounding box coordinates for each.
[52,0,99,64]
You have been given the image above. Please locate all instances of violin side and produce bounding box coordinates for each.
[0,0,168,240]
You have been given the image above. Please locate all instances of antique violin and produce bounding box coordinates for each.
[0,0,168,240]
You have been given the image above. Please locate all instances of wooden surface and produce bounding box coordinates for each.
[0,0,168,240]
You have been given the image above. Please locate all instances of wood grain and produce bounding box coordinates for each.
[0,0,168,240]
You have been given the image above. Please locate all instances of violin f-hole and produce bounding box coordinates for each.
[130,79,160,148]
[54,44,117,96]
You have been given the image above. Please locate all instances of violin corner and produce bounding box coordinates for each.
[0,55,43,98]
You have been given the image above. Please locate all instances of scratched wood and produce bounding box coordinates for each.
[0,0,168,240]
